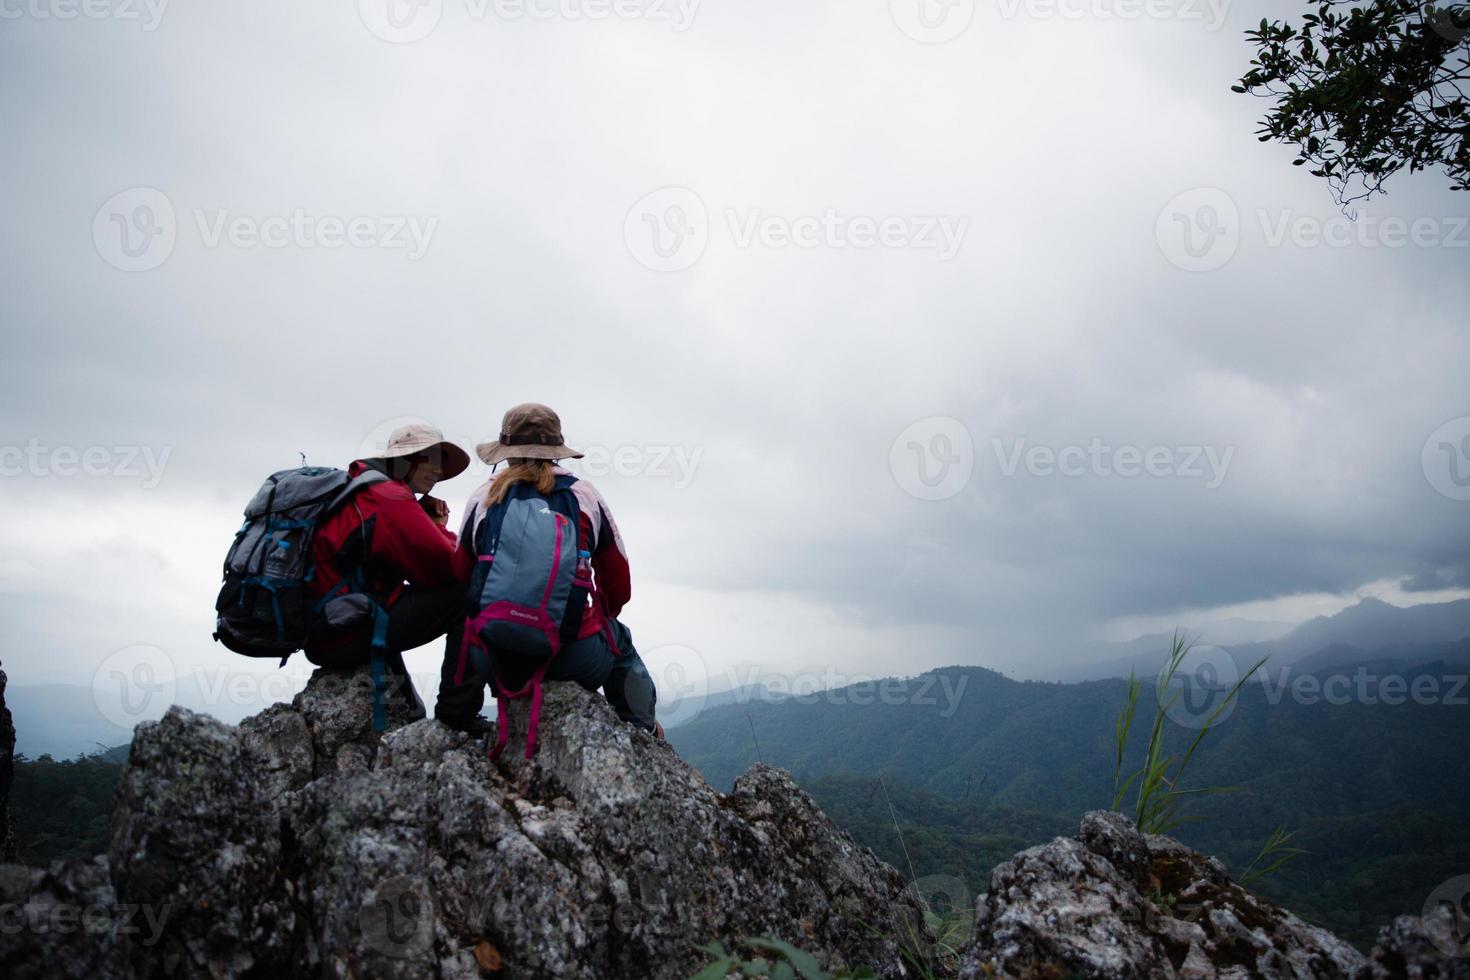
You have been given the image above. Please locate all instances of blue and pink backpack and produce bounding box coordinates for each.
[456,474,613,759]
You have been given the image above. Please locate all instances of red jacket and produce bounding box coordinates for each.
[306,460,462,648]
[453,469,630,641]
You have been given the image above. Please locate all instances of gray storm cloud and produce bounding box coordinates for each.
[0,0,1466,693]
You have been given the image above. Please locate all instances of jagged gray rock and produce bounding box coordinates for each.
[4,666,930,979]
[0,855,126,979]
[954,809,1469,980]
[1365,906,1470,979]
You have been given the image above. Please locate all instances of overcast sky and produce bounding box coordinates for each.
[2,0,1467,739]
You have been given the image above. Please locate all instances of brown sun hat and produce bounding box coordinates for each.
[476,403,584,467]
[368,423,470,480]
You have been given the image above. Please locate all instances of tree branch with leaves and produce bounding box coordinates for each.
[1236,1,1469,205]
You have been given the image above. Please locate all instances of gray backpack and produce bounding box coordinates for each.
[213,466,388,661]
[456,473,596,759]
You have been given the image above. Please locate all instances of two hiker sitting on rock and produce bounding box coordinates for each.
[296,404,660,753]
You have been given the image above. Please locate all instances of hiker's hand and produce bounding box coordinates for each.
[652,721,665,740]
[420,494,450,527]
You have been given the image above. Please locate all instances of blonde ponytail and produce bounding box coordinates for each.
[485,459,558,507]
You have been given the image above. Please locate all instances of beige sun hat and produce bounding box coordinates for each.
[368,423,470,480]
[476,403,584,467]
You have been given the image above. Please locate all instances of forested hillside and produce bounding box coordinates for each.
[671,662,1470,949]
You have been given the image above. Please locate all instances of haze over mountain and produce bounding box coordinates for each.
[1045,596,1470,682]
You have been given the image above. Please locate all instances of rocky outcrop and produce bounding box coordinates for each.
[4,668,928,978]
[955,809,1466,980]
[2,665,1466,979]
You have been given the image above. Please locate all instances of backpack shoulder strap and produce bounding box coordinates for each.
[546,474,582,527]
[325,468,390,516]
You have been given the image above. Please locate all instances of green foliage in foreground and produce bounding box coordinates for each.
[691,937,876,979]
[1111,632,1269,835]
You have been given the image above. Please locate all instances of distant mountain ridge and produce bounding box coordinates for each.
[1047,597,1470,682]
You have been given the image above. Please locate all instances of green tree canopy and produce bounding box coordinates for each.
[1236,1,1469,204]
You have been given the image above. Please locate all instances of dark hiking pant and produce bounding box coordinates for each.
[435,617,658,734]
[305,584,463,718]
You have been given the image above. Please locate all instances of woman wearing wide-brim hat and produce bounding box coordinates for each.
[435,403,663,743]
[305,423,472,720]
